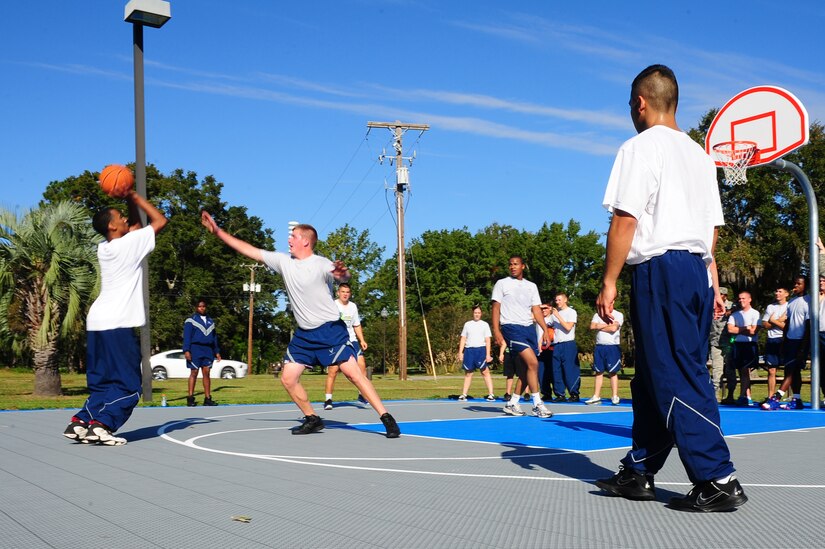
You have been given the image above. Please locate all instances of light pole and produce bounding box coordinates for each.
[380,307,388,375]
[243,265,262,372]
[125,0,171,402]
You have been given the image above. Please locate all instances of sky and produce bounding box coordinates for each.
[2,1,824,258]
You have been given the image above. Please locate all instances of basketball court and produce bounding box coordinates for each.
[2,398,824,548]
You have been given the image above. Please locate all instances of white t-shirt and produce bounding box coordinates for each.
[762,302,789,339]
[786,295,810,340]
[261,251,340,330]
[491,277,541,326]
[728,308,761,343]
[86,226,155,331]
[602,125,724,266]
[591,310,623,346]
[551,307,577,343]
[461,319,492,348]
[336,300,361,341]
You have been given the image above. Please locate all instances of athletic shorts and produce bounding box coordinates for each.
[462,347,489,372]
[187,355,214,369]
[782,338,807,371]
[285,320,356,369]
[763,337,782,368]
[350,340,363,358]
[592,344,621,374]
[500,324,539,356]
[733,342,759,370]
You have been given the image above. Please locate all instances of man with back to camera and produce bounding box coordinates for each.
[595,64,746,512]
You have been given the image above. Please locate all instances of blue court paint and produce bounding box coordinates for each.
[351,407,825,451]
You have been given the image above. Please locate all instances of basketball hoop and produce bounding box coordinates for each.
[711,141,758,185]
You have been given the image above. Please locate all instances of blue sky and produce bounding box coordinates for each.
[2,1,824,256]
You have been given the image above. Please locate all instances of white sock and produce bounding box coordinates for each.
[509,394,520,404]
[325,394,332,400]
[532,392,542,406]
[777,389,786,397]
[715,474,735,484]
[793,394,801,399]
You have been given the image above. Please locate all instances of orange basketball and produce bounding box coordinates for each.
[99,164,134,197]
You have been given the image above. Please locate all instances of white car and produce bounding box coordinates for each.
[149,349,248,380]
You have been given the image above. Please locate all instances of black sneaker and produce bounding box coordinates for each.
[63,417,88,441]
[187,395,196,407]
[502,393,512,402]
[292,415,325,435]
[668,478,747,512]
[595,467,656,501]
[568,394,580,402]
[324,399,334,410]
[203,397,218,406]
[380,413,401,438]
[551,395,567,403]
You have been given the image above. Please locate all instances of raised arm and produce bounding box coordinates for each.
[126,191,167,234]
[201,210,263,263]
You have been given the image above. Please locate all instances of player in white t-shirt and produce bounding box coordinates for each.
[586,310,623,406]
[324,283,370,409]
[457,304,495,401]
[491,256,553,418]
[727,291,761,406]
[201,212,399,438]
[595,65,744,512]
[759,286,789,401]
[63,191,167,446]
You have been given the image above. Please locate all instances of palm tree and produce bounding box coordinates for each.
[0,202,99,395]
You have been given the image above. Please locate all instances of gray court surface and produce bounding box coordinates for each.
[1,400,823,549]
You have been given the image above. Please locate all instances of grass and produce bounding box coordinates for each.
[0,367,786,411]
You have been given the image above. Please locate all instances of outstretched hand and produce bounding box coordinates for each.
[331,260,350,281]
[201,211,219,234]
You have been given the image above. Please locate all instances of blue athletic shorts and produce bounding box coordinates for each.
[782,337,807,371]
[462,347,489,372]
[350,340,363,358]
[285,320,356,369]
[593,344,621,374]
[500,324,539,356]
[763,337,782,368]
[733,342,759,369]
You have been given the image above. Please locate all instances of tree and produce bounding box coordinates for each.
[0,202,99,395]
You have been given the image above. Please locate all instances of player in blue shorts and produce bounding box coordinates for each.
[491,256,553,418]
[201,212,399,438]
[457,304,496,401]
[586,310,624,405]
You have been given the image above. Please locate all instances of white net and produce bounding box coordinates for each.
[712,141,758,185]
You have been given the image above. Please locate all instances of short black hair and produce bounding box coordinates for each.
[631,64,678,113]
[92,208,115,237]
[195,298,208,307]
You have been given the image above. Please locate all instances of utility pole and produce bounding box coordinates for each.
[242,264,261,370]
[366,121,429,380]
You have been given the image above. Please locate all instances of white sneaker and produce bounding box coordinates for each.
[504,403,526,416]
[85,423,127,446]
[532,403,553,418]
[611,396,621,406]
[585,396,602,406]
[457,394,468,401]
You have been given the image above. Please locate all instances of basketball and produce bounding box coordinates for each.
[99,164,134,197]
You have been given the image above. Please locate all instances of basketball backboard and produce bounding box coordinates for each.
[705,85,809,167]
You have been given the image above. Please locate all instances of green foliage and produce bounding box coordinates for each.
[0,201,99,395]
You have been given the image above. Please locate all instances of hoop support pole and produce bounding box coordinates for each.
[771,158,820,410]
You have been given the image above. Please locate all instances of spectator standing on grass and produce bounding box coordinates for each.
[183,298,220,407]
[456,304,496,402]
